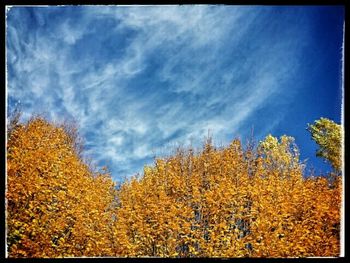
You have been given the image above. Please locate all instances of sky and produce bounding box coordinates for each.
[6,5,344,182]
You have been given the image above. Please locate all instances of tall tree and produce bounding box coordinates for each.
[307,117,342,172]
[6,116,118,257]
[114,135,341,257]
[6,114,341,257]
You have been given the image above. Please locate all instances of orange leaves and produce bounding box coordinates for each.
[6,117,118,258]
[114,135,341,257]
[6,115,341,258]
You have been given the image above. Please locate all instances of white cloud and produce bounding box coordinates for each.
[7,6,308,180]
[133,144,150,159]
[60,21,85,45]
[109,136,124,146]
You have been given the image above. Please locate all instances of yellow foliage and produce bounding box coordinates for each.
[7,117,118,257]
[6,116,341,258]
[113,136,340,257]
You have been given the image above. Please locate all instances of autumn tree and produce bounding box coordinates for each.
[307,117,342,173]
[6,116,118,258]
[113,135,341,257]
[6,113,341,258]
[251,135,340,256]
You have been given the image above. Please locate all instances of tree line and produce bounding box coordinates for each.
[6,110,342,257]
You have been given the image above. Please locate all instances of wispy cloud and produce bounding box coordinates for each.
[7,6,341,180]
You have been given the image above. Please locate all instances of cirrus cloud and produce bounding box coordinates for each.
[6,5,344,180]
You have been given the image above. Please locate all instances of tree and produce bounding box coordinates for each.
[307,117,342,173]
[113,135,341,257]
[6,113,341,257]
[258,134,301,176]
[6,116,118,257]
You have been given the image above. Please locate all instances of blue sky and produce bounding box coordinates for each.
[6,5,344,181]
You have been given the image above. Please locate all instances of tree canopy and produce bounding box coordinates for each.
[307,117,342,173]
[113,136,340,257]
[6,117,118,257]
[6,115,342,257]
